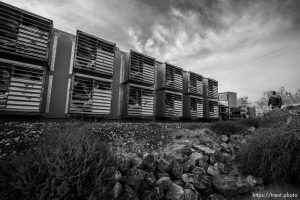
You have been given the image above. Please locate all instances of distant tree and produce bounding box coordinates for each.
[238,95,249,106]
[256,86,300,108]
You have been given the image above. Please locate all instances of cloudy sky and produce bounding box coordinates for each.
[4,0,300,102]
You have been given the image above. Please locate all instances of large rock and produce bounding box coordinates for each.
[198,159,209,171]
[191,166,206,176]
[213,175,238,196]
[181,145,193,156]
[183,189,198,200]
[125,168,146,191]
[245,175,263,187]
[165,183,185,200]
[142,187,164,200]
[174,179,184,187]
[191,166,211,191]
[207,164,220,176]
[145,172,156,186]
[156,177,172,191]
[119,185,139,200]
[157,155,173,172]
[220,142,229,150]
[189,152,203,163]
[183,159,196,173]
[131,156,143,168]
[209,194,227,200]
[193,144,215,155]
[220,135,229,143]
[193,174,212,192]
[142,153,157,172]
[181,173,195,184]
[218,163,230,174]
[171,161,184,179]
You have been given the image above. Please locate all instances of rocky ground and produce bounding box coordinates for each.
[0,105,299,199]
[105,128,265,200]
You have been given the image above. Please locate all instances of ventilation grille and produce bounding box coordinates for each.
[128,85,154,116]
[0,61,44,112]
[208,79,218,98]
[74,31,115,76]
[190,97,203,118]
[165,64,183,90]
[70,75,112,114]
[165,92,182,117]
[129,51,155,85]
[0,2,52,61]
[209,100,219,118]
[190,73,203,95]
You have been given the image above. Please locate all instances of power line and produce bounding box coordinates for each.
[229,40,300,69]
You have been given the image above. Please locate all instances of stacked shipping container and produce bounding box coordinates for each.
[0,2,220,120]
[120,50,155,118]
[204,78,219,119]
[68,31,115,116]
[156,63,183,119]
[183,72,204,119]
[0,1,53,114]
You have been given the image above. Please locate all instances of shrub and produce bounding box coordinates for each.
[238,117,260,128]
[181,123,208,130]
[238,126,300,183]
[209,121,246,135]
[258,109,290,128]
[0,122,117,200]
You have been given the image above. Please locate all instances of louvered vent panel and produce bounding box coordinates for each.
[128,85,154,116]
[209,100,219,118]
[208,79,218,98]
[190,73,203,95]
[130,51,155,85]
[70,75,112,114]
[74,31,115,76]
[190,97,203,118]
[165,64,183,91]
[164,92,182,117]
[0,61,44,112]
[0,2,52,61]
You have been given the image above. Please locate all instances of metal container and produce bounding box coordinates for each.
[219,91,237,108]
[156,90,183,118]
[208,98,219,119]
[122,50,155,86]
[204,78,218,99]
[73,30,115,78]
[68,73,112,115]
[46,29,119,118]
[0,58,46,114]
[121,84,154,118]
[183,94,204,119]
[156,63,183,92]
[183,71,203,96]
[0,1,53,63]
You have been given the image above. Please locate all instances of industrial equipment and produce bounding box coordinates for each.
[156,90,183,118]
[0,1,53,62]
[183,94,204,119]
[122,50,155,86]
[206,78,218,99]
[156,63,183,92]
[73,30,115,78]
[0,59,45,113]
[207,98,219,119]
[121,84,154,117]
[183,71,203,96]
